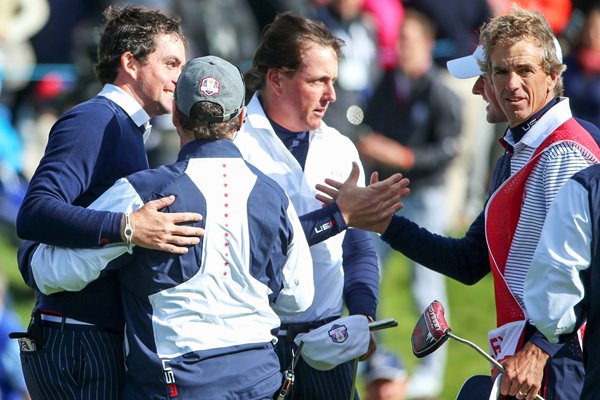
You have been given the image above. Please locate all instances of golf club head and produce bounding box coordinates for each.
[411,300,451,358]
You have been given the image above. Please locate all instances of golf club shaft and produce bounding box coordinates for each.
[348,357,359,400]
[448,332,503,370]
[448,332,545,400]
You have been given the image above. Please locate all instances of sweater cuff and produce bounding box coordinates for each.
[330,203,348,231]
[529,329,563,357]
[347,292,377,320]
[100,212,124,246]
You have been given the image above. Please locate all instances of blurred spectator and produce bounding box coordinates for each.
[563,5,600,130]
[363,348,408,400]
[0,38,28,236]
[0,275,30,400]
[11,0,105,179]
[0,0,49,94]
[358,9,462,399]
[246,0,310,33]
[311,0,381,140]
[403,0,489,66]
[362,0,405,72]
[29,0,104,65]
[174,0,261,67]
[403,0,494,229]
[0,102,27,231]
[488,0,573,35]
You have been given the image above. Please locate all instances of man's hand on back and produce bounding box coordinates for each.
[125,195,204,254]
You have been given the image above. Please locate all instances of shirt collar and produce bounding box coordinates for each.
[98,84,151,129]
[246,92,325,135]
[502,97,572,151]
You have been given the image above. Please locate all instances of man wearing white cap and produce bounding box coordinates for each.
[17,55,315,399]
[318,6,600,400]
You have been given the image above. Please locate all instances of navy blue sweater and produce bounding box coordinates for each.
[17,96,149,332]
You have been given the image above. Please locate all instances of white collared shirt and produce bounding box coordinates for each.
[98,84,152,143]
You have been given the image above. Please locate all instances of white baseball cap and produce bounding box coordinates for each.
[446,45,486,79]
[446,38,563,79]
[294,315,370,371]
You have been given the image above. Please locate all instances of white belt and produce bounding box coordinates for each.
[41,314,93,326]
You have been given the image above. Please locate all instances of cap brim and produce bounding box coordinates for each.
[365,367,407,384]
[446,55,481,79]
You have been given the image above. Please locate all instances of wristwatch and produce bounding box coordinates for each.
[124,212,134,252]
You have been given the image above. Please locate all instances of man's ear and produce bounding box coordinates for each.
[266,69,284,97]
[547,71,558,94]
[172,101,181,128]
[120,52,137,80]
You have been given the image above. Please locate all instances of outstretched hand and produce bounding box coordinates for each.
[315,162,410,234]
[126,195,204,254]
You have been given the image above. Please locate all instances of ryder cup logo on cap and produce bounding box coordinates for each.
[175,55,245,121]
[294,315,370,371]
[329,324,349,343]
[199,77,220,96]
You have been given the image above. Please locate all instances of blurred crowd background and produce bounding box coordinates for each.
[1,0,600,399]
[2,0,600,239]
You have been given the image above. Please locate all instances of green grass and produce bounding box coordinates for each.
[0,231,496,399]
[375,251,496,399]
[0,230,35,326]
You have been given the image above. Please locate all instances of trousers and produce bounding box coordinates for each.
[20,321,124,400]
[275,333,358,400]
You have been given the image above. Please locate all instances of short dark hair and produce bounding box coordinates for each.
[176,102,240,140]
[244,12,344,93]
[95,5,186,84]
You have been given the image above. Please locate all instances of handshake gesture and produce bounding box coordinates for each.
[315,162,410,234]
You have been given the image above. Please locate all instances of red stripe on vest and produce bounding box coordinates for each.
[486,118,600,329]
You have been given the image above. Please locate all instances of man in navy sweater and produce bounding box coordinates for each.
[15,7,409,400]
[20,55,316,400]
[14,6,204,399]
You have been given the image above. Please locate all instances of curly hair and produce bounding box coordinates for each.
[244,12,344,95]
[479,5,565,95]
[95,5,186,85]
[176,102,240,141]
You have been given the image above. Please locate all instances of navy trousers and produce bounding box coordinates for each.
[20,322,124,400]
[275,337,358,400]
